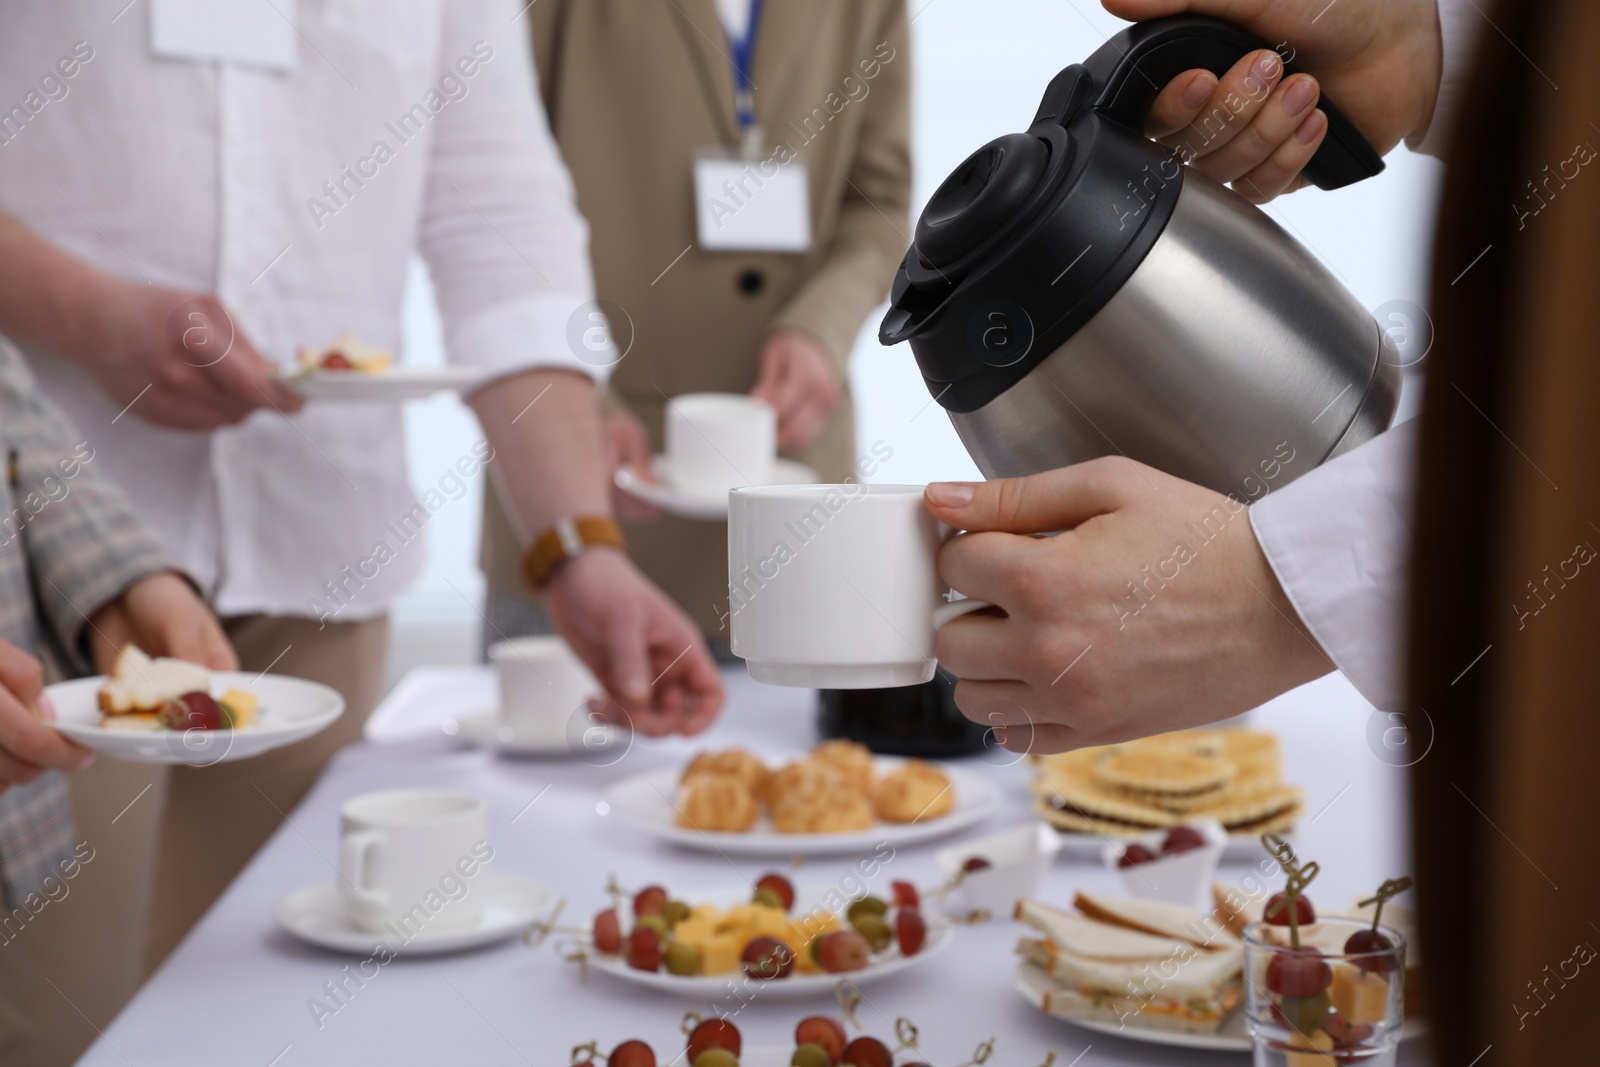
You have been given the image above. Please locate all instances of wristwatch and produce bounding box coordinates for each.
[523,516,627,590]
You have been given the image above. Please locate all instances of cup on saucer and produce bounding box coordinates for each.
[338,789,490,935]
[660,392,776,498]
[486,635,603,747]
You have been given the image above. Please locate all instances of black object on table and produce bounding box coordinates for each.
[816,667,992,758]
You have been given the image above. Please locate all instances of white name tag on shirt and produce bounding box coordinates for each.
[150,0,297,71]
[694,153,812,253]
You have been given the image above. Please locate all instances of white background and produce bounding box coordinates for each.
[389,0,1444,663]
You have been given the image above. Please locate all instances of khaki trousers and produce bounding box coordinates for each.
[0,614,386,1067]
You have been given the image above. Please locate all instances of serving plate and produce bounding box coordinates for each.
[283,365,483,402]
[613,457,819,520]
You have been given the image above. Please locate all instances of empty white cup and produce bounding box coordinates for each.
[728,484,989,688]
[488,636,602,744]
[338,789,490,935]
[662,393,776,497]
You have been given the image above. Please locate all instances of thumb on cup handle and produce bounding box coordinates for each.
[933,595,995,629]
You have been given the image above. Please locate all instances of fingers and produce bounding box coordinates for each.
[1184,72,1323,186]
[603,613,653,712]
[0,679,93,774]
[1234,109,1327,203]
[934,611,1019,682]
[213,339,303,414]
[925,456,1142,535]
[1145,69,1220,138]
[1161,50,1281,161]
[0,641,46,707]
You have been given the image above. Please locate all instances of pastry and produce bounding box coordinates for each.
[767,762,873,834]
[674,772,759,833]
[1093,750,1233,796]
[97,646,211,715]
[872,760,955,823]
[682,748,771,799]
[809,739,875,796]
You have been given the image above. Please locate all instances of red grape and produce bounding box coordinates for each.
[794,1017,847,1064]
[1265,946,1332,997]
[321,351,355,371]
[686,1018,741,1061]
[842,1036,893,1067]
[633,885,668,918]
[610,1041,656,1067]
[1117,843,1156,868]
[813,930,869,973]
[895,908,927,957]
[741,935,794,979]
[755,873,796,912]
[890,880,920,909]
[1161,826,1206,855]
[961,856,992,873]
[1323,1016,1374,1046]
[158,691,224,731]
[626,926,661,972]
[1264,891,1316,927]
[592,908,622,954]
[1343,927,1398,973]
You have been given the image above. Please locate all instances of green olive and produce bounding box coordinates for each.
[752,887,784,910]
[634,915,668,940]
[694,1049,739,1067]
[661,899,691,927]
[850,914,893,952]
[845,896,888,924]
[1277,991,1331,1033]
[664,940,703,976]
[791,1044,831,1067]
[809,932,829,966]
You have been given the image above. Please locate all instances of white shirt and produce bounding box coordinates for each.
[1250,0,1480,708]
[0,0,608,620]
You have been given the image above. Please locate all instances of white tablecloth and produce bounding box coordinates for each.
[79,668,1431,1066]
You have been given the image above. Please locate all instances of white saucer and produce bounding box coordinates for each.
[275,873,551,957]
[614,456,819,520]
[444,708,625,758]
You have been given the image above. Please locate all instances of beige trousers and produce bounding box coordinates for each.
[0,614,386,1067]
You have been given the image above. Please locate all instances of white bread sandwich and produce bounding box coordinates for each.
[1074,889,1239,949]
[97,646,211,716]
[1015,898,1242,1034]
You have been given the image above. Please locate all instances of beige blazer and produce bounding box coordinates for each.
[481,0,912,635]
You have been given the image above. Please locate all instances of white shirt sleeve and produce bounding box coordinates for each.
[1407,0,1483,159]
[418,0,616,384]
[1249,421,1420,709]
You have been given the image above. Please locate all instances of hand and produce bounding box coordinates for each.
[1107,0,1444,202]
[604,410,662,521]
[0,640,93,791]
[88,571,237,675]
[749,330,842,451]
[544,548,725,737]
[926,458,1331,753]
[82,281,304,431]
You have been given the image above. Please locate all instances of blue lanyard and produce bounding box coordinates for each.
[726,0,763,134]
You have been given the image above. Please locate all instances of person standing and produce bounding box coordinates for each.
[0,0,722,998]
[480,0,912,653]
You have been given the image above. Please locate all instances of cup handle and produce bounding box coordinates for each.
[933,595,995,629]
[339,829,387,914]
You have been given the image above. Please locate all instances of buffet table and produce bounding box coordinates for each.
[78,667,1431,1066]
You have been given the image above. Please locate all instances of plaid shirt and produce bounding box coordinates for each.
[0,337,176,907]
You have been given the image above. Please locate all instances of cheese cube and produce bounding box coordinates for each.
[701,933,743,975]
[1285,1029,1334,1067]
[1330,964,1390,1025]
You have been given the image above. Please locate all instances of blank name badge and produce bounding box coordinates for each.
[694,153,812,253]
[150,0,297,71]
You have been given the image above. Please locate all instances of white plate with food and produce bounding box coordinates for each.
[599,744,1000,856]
[45,648,344,764]
[283,364,484,403]
[585,879,949,1000]
[613,457,819,520]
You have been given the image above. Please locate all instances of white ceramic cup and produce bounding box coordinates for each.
[663,392,776,497]
[728,484,989,688]
[488,635,602,743]
[338,789,490,935]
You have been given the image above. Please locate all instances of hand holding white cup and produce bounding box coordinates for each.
[728,484,991,688]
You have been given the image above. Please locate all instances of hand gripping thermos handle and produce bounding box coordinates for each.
[1047,14,1385,190]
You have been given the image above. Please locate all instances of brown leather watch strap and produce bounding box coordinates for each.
[522,516,627,590]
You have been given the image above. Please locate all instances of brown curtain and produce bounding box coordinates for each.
[1410,0,1600,1061]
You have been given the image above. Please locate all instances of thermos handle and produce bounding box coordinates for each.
[1045,14,1385,190]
